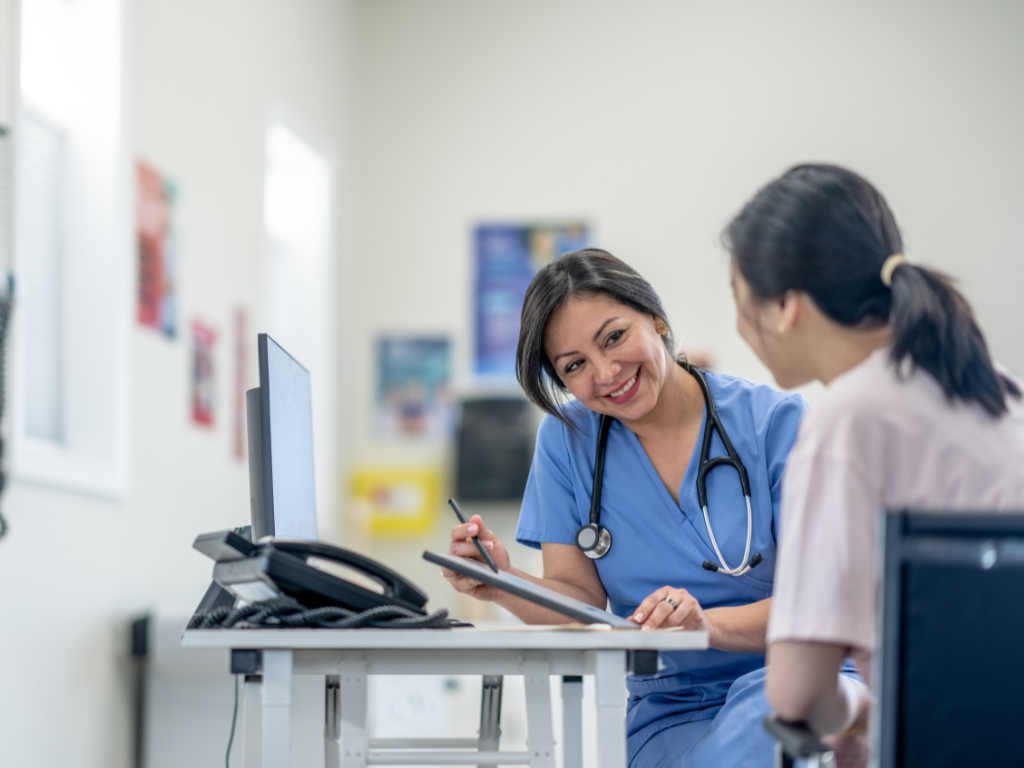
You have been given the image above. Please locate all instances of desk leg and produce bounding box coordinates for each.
[325,675,341,768]
[262,649,293,768]
[478,675,503,768]
[339,656,368,768]
[594,651,627,768]
[241,675,263,768]
[523,657,555,768]
[561,676,583,768]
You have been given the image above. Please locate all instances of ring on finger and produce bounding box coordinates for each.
[662,596,678,610]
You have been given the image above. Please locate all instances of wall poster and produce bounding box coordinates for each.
[350,466,442,537]
[376,336,453,439]
[474,223,588,378]
[232,309,248,458]
[191,320,217,427]
[136,160,179,337]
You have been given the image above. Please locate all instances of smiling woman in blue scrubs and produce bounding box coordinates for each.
[443,249,814,767]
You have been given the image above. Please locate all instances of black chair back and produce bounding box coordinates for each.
[878,511,1024,767]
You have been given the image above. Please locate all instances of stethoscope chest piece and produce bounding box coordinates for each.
[575,523,612,559]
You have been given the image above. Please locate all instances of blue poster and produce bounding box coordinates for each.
[377,336,454,439]
[474,223,588,377]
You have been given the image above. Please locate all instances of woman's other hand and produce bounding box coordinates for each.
[631,586,712,633]
[442,514,511,600]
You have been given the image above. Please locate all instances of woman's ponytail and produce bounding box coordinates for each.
[727,163,1020,417]
[888,263,1019,417]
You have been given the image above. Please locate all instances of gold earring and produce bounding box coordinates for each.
[656,322,670,337]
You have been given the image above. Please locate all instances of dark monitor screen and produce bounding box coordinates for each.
[247,334,318,541]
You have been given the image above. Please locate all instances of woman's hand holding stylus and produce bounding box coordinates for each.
[443,515,512,600]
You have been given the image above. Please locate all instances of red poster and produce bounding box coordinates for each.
[137,160,178,337]
[233,309,248,457]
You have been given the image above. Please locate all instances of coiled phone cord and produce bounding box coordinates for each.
[189,596,451,630]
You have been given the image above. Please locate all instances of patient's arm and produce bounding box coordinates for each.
[766,641,871,735]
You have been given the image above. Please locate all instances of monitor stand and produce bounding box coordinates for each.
[192,525,252,616]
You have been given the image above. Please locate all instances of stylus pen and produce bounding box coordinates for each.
[448,498,500,572]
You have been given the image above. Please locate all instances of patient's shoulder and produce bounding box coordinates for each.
[795,350,908,453]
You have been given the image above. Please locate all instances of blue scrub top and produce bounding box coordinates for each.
[515,371,805,760]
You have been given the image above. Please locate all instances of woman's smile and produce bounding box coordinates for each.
[604,367,642,404]
[542,293,679,424]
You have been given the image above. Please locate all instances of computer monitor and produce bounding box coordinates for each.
[246,334,318,541]
[878,510,1024,767]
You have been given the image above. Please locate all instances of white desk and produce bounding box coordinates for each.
[183,627,707,768]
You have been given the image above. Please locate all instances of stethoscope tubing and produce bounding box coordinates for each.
[701,495,755,576]
[578,366,759,575]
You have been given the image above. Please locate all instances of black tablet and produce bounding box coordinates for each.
[424,550,638,629]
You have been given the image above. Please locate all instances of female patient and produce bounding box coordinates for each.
[725,164,1024,759]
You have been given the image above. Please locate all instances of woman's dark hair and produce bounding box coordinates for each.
[516,248,679,422]
[725,163,1019,416]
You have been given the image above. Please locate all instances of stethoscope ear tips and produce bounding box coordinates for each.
[703,553,762,574]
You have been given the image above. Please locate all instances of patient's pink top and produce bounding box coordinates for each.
[767,348,1024,670]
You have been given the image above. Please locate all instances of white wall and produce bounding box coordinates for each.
[347,0,1024,609]
[349,0,1024,420]
[0,0,11,127]
[0,1,352,766]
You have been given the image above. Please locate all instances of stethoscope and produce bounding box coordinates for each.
[574,367,763,576]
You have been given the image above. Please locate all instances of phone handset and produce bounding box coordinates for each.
[266,539,429,609]
[194,529,432,614]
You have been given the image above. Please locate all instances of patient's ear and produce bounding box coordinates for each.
[778,291,802,333]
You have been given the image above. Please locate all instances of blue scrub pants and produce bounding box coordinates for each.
[630,666,863,768]
[629,667,774,768]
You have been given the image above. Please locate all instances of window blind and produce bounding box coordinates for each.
[19,112,66,443]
